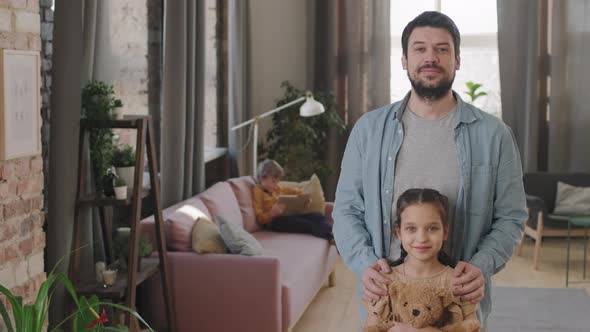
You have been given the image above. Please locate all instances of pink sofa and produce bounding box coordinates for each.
[139,176,340,332]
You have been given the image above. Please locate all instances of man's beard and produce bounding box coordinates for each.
[408,65,455,101]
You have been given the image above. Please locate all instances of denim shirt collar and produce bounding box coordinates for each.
[392,90,478,127]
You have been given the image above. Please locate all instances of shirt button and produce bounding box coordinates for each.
[384,219,388,224]
[385,190,390,194]
[388,156,392,161]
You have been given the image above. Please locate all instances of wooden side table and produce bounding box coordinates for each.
[566,215,590,287]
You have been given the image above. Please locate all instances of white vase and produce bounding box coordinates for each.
[116,166,135,192]
[114,108,124,119]
[114,186,127,200]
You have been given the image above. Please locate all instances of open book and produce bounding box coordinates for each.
[277,193,311,216]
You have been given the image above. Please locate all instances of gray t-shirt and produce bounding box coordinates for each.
[388,107,461,261]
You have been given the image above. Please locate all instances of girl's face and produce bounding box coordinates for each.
[260,175,280,192]
[395,203,448,264]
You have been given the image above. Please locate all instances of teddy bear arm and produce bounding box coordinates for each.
[439,319,481,332]
[363,321,396,332]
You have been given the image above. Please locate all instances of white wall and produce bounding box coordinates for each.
[249,0,314,144]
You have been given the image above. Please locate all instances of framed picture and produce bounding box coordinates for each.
[0,49,41,161]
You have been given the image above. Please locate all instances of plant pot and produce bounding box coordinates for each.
[115,166,135,193]
[113,107,124,119]
[114,186,127,199]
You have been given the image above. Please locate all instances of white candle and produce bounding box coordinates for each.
[102,269,117,287]
[95,261,106,283]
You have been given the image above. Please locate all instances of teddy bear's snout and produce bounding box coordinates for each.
[412,309,420,317]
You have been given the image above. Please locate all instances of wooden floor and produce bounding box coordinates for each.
[292,237,590,332]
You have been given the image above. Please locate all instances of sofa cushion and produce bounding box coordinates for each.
[281,174,325,214]
[167,199,211,251]
[554,181,590,215]
[216,215,263,256]
[227,176,259,233]
[199,181,243,228]
[253,230,339,328]
[192,217,228,254]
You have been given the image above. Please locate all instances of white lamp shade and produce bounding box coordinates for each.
[299,96,325,117]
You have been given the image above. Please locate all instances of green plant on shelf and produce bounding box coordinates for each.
[113,177,126,188]
[112,144,135,168]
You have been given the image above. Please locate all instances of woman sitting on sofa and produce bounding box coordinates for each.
[252,159,334,241]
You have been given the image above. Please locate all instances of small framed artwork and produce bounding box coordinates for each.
[0,49,41,161]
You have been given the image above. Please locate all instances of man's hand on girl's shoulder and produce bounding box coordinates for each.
[452,261,485,304]
[362,258,392,302]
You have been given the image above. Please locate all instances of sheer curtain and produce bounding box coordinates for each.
[160,0,206,207]
[315,0,391,200]
[498,0,590,172]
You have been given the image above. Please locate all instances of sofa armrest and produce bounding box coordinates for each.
[526,194,548,228]
[324,202,334,224]
[140,252,282,332]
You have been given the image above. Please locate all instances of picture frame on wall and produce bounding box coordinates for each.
[0,49,41,161]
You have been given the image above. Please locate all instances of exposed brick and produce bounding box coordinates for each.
[27,0,39,12]
[4,199,32,220]
[0,8,11,32]
[30,157,43,173]
[31,195,43,210]
[20,215,34,236]
[14,158,30,177]
[14,11,39,33]
[43,7,51,22]
[15,260,28,285]
[0,181,17,197]
[0,162,14,180]
[0,250,4,265]
[5,244,18,261]
[19,237,33,256]
[34,231,44,250]
[0,266,16,289]
[39,0,50,7]
[40,21,51,40]
[0,224,16,242]
[28,251,43,276]
[28,33,40,51]
[11,0,27,9]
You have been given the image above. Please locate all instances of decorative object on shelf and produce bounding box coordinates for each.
[0,259,153,332]
[258,81,345,182]
[112,144,136,193]
[113,227,153,272]
[95,261,106,283]
[81,80,123,195]
[464,81,488,104]
[102,269,117,287]
[113,177,127,200]
[231,80,329,175]
[0,49,41,161]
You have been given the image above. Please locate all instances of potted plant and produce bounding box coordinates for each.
[81,81,123,196]
[259,81,345,182]
[113,229,153,272]
[113,177,127,200]
[112,144,136,192]
[0,257,153,331]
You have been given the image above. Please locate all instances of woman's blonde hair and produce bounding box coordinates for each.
[257,159,284,181]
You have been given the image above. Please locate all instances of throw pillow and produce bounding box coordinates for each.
[191,217,228,254]
[554,181,590,215]
[167,203,210,251]
[216,215,263,256]
[281,174,325,214]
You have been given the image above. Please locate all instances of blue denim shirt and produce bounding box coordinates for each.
[333,92,527,325]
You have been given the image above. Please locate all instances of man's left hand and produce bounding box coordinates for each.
[452,261,485,304]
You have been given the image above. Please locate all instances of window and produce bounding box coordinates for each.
[390,0,501,117]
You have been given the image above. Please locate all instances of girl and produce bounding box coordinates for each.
[364,188,480,332]
[252,159,334,240]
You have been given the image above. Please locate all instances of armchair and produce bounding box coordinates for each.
[516,172,590,269]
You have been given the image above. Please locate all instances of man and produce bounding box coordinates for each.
[333,11,527,329]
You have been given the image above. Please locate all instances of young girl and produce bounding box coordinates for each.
[252,159,333,240]
[364,188,480,332]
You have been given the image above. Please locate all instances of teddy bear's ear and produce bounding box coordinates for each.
[436,288,456,308]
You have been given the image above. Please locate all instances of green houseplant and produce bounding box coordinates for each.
[81,81,123,196]
[464,81,487,104]
[112,144,136,193]
[0,256,153,332]
[259,81,345,182]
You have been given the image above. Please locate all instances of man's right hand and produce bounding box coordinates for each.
[362,258,392,302]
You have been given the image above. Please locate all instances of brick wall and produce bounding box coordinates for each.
[0,0,46,318]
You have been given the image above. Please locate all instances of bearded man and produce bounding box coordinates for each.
[333,11,527,331]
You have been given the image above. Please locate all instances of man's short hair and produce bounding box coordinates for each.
[401,11,461,57]
[257,159,284,181]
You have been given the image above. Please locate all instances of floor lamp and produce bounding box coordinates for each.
[231,92,325,175]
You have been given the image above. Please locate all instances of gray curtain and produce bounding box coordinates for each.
[315,0,391,200]
[161,0,206,208]
[228,0,251,177]
[548,0,590,172]
[47,0,84,326]
[497,0,546,172]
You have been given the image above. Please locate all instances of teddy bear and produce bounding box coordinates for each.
[364,282,480,332]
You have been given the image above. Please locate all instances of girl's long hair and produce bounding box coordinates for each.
[389,188,454,267]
